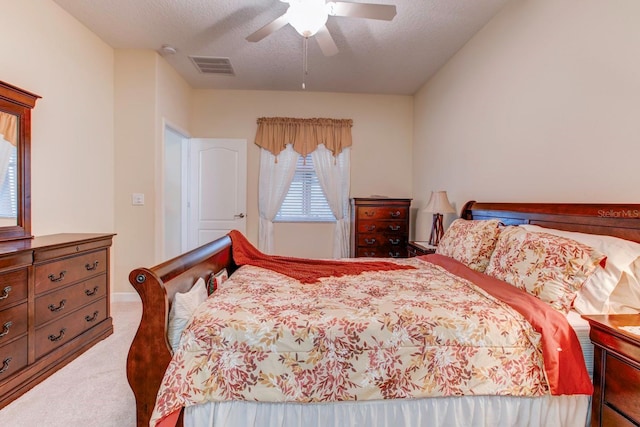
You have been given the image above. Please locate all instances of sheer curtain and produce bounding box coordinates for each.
[256,117,353,256]
[311,144,351,258]
[258,145,300,252]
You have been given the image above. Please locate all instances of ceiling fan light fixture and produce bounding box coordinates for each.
[285,0,329,37]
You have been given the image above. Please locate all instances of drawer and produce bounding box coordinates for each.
[601,405,635,427]
[0,336,28,380]
[357,221,407,235]
[0,303,28,345]
[35,297,107,359]
[357,234,407,247]
[35,275,107,327]
[34,249,107,294]
[604,353,640,424]
[0,269,28,310]
[356,247,407,258]
[357,207,408,220]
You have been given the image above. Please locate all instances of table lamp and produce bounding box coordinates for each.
[424,191,455,246]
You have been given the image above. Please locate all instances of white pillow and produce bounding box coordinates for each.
[519,224,640,314]
[167,277,208,352]
[607,258,640,313]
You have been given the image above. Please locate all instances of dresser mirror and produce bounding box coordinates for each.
[0,81,40,242]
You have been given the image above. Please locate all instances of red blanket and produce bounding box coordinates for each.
[229,230,414,283]
[423,254,593,396]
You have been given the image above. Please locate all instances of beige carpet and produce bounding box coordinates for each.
[0,301,141,427]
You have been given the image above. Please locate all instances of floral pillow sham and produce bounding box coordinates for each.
[519,224,640,314]
[436,219,503,272]
[485,226,606,314]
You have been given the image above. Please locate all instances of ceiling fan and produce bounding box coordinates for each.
[246,0,397,57]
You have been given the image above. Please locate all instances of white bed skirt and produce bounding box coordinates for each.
[185,395,590,427]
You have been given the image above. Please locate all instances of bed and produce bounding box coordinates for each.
[126,201,640,427]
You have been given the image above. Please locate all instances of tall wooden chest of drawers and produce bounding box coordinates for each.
[350,198,411,258]
[0,233,114,409]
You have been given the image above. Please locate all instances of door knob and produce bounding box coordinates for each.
[234,213,245,218]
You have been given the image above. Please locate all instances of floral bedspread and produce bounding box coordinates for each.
[151,257,584,426]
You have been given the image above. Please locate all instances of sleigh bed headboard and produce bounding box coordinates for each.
[462,201,640,243]
[126,201,640,426]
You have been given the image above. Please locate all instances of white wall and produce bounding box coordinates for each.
[413,0,640,241]
[190,90,413,257]
[0,0,115,237]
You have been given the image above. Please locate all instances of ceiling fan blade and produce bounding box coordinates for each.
[328,2,397,21]
[246,14,289,42]
[315,26,339,56]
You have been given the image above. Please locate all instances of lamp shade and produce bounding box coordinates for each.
[285,0,329,37]
[424,191,455,214]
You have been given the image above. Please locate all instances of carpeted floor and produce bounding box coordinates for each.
[0,301,141,427]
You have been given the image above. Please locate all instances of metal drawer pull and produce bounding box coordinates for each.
[48,271,67,282]
[85,286,99,296]
[390,211,401,218]
[0,357,12,374]
[389,252,400,258]
[364,211,375,217]
[364,252,376,257]
[388,225,400,231]
[0,286,11,300]
[0,321,12,338]
[388,238,400,245]
[364,238,376,245]
[366,225,376,231]
[48,328,66,342]
[85,311,99,323]
[48,299,67,312]
[85,261,99,271]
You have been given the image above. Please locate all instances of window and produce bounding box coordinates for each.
[275,154,335,222]
[0,146,17,218]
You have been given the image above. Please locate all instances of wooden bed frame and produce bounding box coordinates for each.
[126,201,640,427]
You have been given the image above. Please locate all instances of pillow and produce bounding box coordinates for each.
[485,226,606,314]
[207,268,229,295]
[436,219,503,272]
[519,224,640,314]
[167,277,208,352]
[608,259,640,313]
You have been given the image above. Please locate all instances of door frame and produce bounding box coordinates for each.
[161,120,190,261]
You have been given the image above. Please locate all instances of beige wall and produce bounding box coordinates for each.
[113,51,193,294]
[413,0,640,241]
[0,0,115,238]
[191,90,413,257]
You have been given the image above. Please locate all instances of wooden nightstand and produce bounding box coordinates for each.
[407,241,436,257]
[582,314,640,426]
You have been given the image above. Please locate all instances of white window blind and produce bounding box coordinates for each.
[275,154,335,222]
[0,147,17,219]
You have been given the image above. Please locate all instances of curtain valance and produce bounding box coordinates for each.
[255,117,353,158]
[0,112,17,146]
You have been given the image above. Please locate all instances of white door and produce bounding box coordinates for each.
[187,138,247,250]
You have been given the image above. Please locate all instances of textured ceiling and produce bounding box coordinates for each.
[52,0,510,95]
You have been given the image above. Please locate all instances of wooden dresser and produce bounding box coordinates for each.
[582,314,640,426]
[350,198,411,258]
[0,233,114,408]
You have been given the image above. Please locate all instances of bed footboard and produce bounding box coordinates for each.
[126,235,236,427]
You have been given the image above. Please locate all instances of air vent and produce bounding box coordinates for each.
[189,56,235,76]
